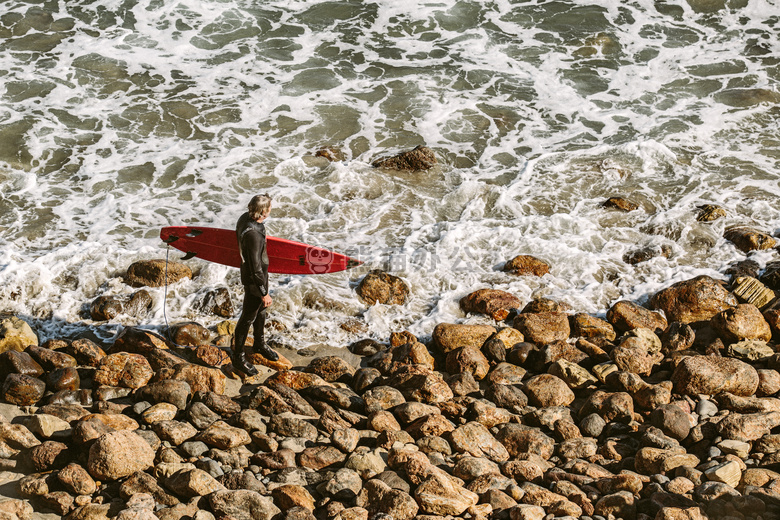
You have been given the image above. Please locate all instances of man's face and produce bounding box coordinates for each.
[257,204,271,222]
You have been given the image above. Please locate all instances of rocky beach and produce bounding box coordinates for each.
[2,219,780,520]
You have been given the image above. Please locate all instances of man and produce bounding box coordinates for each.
[233,194,279,376]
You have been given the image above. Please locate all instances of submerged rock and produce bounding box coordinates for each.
[371,145,437,171]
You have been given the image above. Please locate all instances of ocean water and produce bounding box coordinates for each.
[1,0,779,348]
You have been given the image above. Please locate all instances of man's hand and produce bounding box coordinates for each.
[262,294,272,307]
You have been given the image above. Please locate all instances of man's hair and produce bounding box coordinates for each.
[248,194,272,220]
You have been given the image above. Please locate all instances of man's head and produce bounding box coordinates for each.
[248,193,272,221]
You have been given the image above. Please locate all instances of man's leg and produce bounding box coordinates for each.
[252,304,278,361]
[233,291,262,376]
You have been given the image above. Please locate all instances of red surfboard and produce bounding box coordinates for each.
[160,226,362,275]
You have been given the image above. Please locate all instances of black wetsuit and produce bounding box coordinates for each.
[234,212,269,353]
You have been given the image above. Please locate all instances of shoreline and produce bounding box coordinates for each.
[1,264,780,520]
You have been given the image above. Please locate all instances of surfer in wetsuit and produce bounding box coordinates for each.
[233,194,279,376]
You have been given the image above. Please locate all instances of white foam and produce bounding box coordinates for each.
[0,0,778,346]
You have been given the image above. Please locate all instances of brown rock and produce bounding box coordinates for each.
[606,300,667,333]
[445,347,490,380]
[523,374,574,407]
[635,447,699,475]
[194,344,230,367]
[367,410,402,433]
[372,145,436,171]
[603,197,638,211]
[125,259,192,288]
[2,374,46,405]
[58,463,98,496]
[757,369,780,397]
[90,295,122,321]
[30,441,71,471]
[266,370,329,391]
[0,316,38,354]
[594,491,635,519]
[168,322,210,346]
[68,338,106,367]
[611,344,663,376]
[199,287,234,318]
[718,411,780,442]
[298,445,347,471]
[671,355,758,396]
[165,468,225,499]
[697,204,726,222]
[724,226,776,253]
[512,312,570,345]
[362,386,405,414]
[170,363,226,394]
[87,430,155,481]
[360,479,418,520]
[503,255,550,277]
[0,497,33,520]
[356,270,409,305]
[413,470,479,516]
[0,350,44,377]
[570,313,616,341]
[460,289,522,321]
[579,391,634,423]
[26,345,77,370]
[432,323,496,354]
[94,352,153,389]
[650,275,737,324]
[272,484,315,511]
[624,244,673,264]
[386,365,454,404]
[125,289,154,318]
[46,367,80,392]
[662,322,695,353]
[495,424,555,460]
[449,421,510,463]
[305,356,356,383]
[390,341,435,370]
[711,303,772,343]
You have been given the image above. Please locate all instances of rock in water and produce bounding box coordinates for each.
[371,145,437,171]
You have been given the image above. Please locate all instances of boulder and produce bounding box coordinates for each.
[650,275,737,324]
[724,226,776,253]
[606,300,667,333]
[503,255,550,277]
[89,295,122,321]
[0,316,38,353]
[94,352,154,389]
[87,430,155,481]
[445,347,490,380]
[125,259,192,288]
[603,197,638,211]
[570,313,616,341]
[460,289,522,321]
[671,356,758,397]
[523,374,574,407]
[371,145,437,171]
[711,304,772,343]
[432,323,496,354]
[356,270,409,305]
[512,312,570,345]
